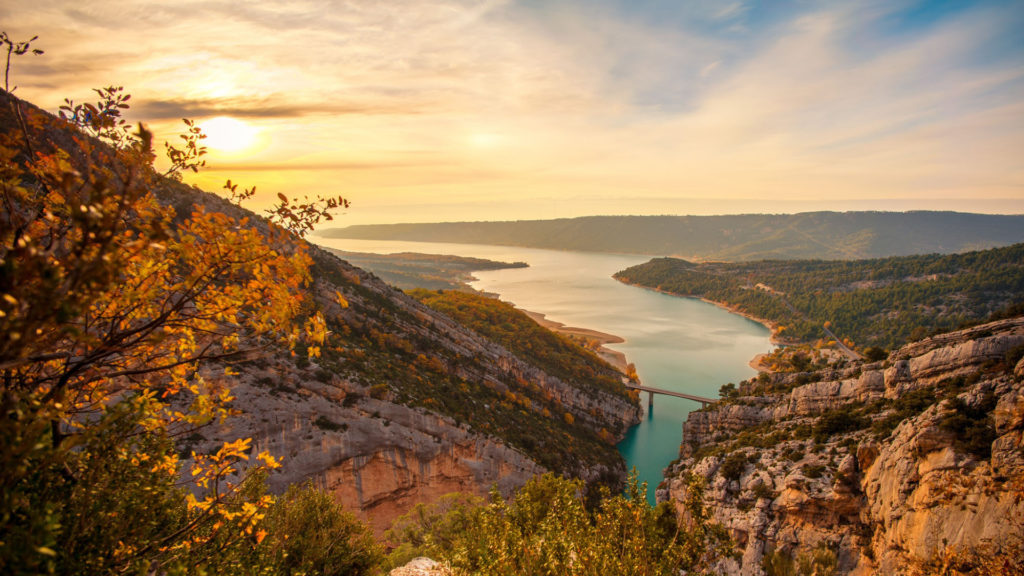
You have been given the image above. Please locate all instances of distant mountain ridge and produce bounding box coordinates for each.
[319,212,1024,260]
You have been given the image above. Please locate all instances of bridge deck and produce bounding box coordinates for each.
[625,384,716,405]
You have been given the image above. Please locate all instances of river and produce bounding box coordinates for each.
[313,237,773,503]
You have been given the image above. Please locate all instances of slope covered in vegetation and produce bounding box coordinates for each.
[614,244,1024,350]
[384,472,732,575]
[324,248,526,291]
[409,289,631,398]
[319,212,1024,261]
[0,47,636,573]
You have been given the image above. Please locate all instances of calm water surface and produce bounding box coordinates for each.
[314,237,772,502]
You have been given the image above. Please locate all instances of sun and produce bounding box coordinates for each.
[199,116,258,153]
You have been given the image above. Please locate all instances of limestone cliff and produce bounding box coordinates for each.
[186,243,641,533]
[0,92,642,533]
[659,317,1024,574]
[189,369,546,533]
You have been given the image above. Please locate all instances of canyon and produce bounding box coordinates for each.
[659,317,1024,573]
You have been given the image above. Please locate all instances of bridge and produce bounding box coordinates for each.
[625,384,717,408]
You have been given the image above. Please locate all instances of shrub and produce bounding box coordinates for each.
[801,464,827,479]
[763,542,838,576]
[863,347,888,362]
[720,452,749,483]
[386,473,733,576]
[719,383,739,400]
[812,406,867,443]
[939,393,998,459]
[257,482,381,576]
[752,481,776,501]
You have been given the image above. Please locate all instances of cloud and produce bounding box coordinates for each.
[203,159,439,173]
[4,0,1022,226]
[712,2,748,21]
[133,96,429,121]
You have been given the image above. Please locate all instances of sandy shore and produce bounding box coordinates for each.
[748,353,770,372]
[521,310,630,372]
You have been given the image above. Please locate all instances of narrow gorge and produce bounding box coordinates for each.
[659,317,1024,573]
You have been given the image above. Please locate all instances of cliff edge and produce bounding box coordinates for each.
[660,317,1024,574]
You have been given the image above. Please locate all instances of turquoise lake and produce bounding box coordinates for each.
[313,237,773,503]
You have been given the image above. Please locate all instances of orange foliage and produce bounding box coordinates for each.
[0,90,333,563]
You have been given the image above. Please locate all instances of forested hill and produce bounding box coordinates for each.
[319,212,1024,260]
[613,243,1024,350]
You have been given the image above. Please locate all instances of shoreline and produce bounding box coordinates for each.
[520,310,630,373]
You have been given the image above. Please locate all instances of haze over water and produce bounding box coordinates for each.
[314,237,772,502]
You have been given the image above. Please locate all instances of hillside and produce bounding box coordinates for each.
[318,212,1024,260]
[408,290,633,399]
[0,88,640,541]
[659,316,1024,574]
[613,244,1024,350]
[323,249,526,291]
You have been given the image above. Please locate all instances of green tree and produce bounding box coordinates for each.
[256,482,382,576]
[386,472,732,576]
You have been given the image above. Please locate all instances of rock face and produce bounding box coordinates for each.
[195,375,547,534]
[0,91,641,534]
[183,245,641,533]
[390,557,452,576]
[660,317,1024,574]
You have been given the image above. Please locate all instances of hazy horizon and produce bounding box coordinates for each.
[319,206,1024,229]
[6,0,1024,225]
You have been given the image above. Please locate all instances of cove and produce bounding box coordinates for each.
[313,237,773,503]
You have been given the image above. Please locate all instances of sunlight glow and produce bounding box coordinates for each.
[200,117,259,153]
[468,132,504,149]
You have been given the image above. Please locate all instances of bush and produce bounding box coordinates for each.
[258,483,382,576]
[863,346,888,362]
[812,406,867,442]
[801,464,827,479]
[763,543,838,576]
[939,393,998,459]
[386,472,733,576]
[871,386,943,439]
[751,481,776,501]
[720,452,749,483]
[719,383,739,400]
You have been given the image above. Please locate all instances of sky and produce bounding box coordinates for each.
[4,0,1024,226]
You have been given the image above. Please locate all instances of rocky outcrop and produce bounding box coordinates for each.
[661,317,1024,574]
[182,246,640,533]
[861,385,1023,574]
[390,557,452,576]
[193,371,546,533]
[0,90,641,534]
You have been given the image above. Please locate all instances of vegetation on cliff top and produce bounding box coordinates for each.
[614,246,1024,350]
